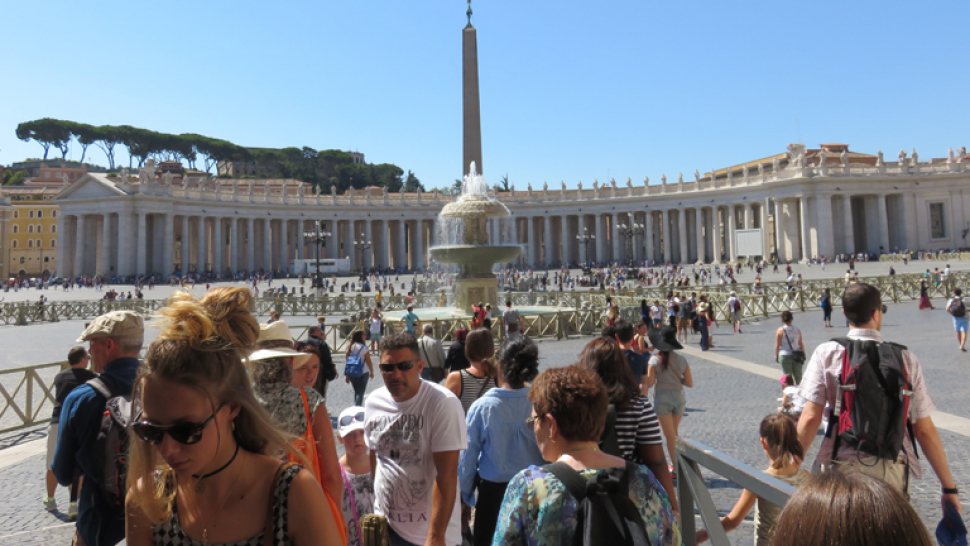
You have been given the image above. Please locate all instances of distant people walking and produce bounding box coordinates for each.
[775,311,806,384]
[946,288,968,352]
[344,330,375,406]
[400,305,421,335]
[45,346,95,522]
[819,288,833,328]
[368,308,384,354]
[727,291,743,333]
[446,327,471,372]
[417,323,448,382]
[918,280,933,309]
[503,299,523,337]
[646,326,693,474]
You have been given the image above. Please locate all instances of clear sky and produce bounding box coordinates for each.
[2,0,967,190]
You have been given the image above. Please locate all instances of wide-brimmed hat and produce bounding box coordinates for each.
[248,347,313,366]
[648,326,684,352]
[259,320,294,344]
[252,321,311,365]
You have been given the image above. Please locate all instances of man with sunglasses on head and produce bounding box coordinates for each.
[52,310,144,546]
[797,282,961,515]
[363,332,467,546]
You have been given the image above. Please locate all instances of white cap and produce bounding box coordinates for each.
[337,406,366,437]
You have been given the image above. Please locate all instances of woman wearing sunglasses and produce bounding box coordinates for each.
[125,287,342,546]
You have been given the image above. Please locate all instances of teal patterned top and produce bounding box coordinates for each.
[492,464,682,546]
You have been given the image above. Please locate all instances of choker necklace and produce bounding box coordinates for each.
[192,443,239,494]
[563,446,600,455]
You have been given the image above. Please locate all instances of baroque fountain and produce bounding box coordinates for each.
[431,162,521,314]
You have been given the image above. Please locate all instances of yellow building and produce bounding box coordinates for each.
[0,197,11,280]
[6,200,59,278]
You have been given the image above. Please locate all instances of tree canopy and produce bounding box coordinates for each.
[13,118,417,192]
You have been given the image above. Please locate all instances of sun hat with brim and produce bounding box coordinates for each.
[248,347,313,366]
[76,310,144,343]
[337,406,366,438]
[647,326,684,352]
[258,320,294,343]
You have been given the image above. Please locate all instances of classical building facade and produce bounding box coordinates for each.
[5,200,59,277]
[53,145,970,278]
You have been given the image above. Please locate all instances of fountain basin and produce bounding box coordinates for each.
[430,244,522,269]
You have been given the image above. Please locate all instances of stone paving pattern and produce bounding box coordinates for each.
[2,276,968,544]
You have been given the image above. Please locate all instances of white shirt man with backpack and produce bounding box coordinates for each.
[946,288,968,352]
[52,311,144,546]
[796,283,961,514]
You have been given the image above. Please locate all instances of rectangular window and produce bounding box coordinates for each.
[930,203,946,239]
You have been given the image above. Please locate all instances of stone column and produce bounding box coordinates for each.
[56,214,67,276]
[762,198,772,258]
[678,209,688,264]
[136,213,148,276]
[644,212,654,264]
[296,221,305,263]
[842,195,855,255]
[379,219,390,268]
[695,208,705,263]
[229,218,239,274]
[712,208,722,263]
[213,218,224,274]
[611,213,621,264]
[799,197,811,261]
[414,219,424,270]
[726,205,737,262]
[180,215,190,273]
[161,214,174,275]
[510,217,520,265]
[577,215,586,263]
[661,210,671,263]
[397,220,407,269]
[744,204,754,229]
[280,219,289,271]
[877,194,890,254]
[263,219,272,271]
[99,214,111,276]
[775,201,787,260]
[560,215,570,265]
[363,219,373,269]
[902,193,918,250]
[815,194,834,258]
[73,215,86,277]
[593,214,605,264]
[197,217,207,273]
[544,215,553,265]
[116,213,132,277]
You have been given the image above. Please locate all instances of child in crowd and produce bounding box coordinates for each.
[696,414,809,546]
[337,406,375,546]
[778,374,804,421]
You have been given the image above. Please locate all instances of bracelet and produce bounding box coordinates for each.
[943,487,959,495]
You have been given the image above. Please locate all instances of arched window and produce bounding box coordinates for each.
[12,240,17,248]
[28,240,33,248]
[37,224,43,233]
[52,210,57,218]
[36,239,41,248]
[52,225,57,233]
[12,225,18,233]
[28,225,33,233]
[51,239,57,248]
[13,210,18,218]
[28,210,34,218]
[37,210,43,218]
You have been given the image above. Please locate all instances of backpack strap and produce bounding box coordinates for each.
[86,377,116,400]
[543,462,588,502]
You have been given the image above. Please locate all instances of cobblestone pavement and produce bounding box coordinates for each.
[2,300,967,544]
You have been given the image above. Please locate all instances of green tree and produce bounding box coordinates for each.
[3,170,26,186]
[71,123,99,164]
[498,173,511,192]
[94,125,123,170]
[453,178,463,193]
[404,170,424,192]
[15,118,71,159]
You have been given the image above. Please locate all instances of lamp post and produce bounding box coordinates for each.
[353,232,372,281]
[617,219,645,267]
[302,221,331,295]
[576,227,595,268]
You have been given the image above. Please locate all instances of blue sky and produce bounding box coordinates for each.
[2,0,966,190]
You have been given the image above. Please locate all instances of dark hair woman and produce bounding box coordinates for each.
[576,336,678,513]
[645,326,693,477]
[445,328,497,414]
[458,337,544,546]
[492,366,680,546]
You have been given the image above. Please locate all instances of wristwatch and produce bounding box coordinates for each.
[943,487,959,495]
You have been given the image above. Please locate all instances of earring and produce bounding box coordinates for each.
[231,421,236,432]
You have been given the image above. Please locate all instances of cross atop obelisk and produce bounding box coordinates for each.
[462,0,483,176]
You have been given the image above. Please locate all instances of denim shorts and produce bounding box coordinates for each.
[369,331,383,342]
[954,317,969,332]
[654,389,687,417]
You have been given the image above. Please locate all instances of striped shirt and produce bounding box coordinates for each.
[799,328,935,478]
[615,395,664,462]
[459,369,496,415]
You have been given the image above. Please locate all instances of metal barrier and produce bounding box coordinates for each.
[677,438,796,546]
[0,362,67,435]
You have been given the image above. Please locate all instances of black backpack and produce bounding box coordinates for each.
[543,461,651,546]
[86,378,134,511]
[826,338,918,462]
[598,404,622,458]
[949,298,966,318]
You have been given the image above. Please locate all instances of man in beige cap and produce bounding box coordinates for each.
[52,310,144,546]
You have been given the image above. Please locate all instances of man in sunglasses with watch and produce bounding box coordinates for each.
[363,332,467,546]
[52,310,144,546]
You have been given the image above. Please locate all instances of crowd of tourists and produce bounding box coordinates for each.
[40,275,963,546]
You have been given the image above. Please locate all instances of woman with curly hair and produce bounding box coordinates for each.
[493,366,680,546]
[458,337,545,546]
[125,287,342,545]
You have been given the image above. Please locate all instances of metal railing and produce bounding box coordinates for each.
[0,362,67,435]
[677,438,796,546]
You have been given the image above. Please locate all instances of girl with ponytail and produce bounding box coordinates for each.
[696,413,808,546]
[125,287,341,545]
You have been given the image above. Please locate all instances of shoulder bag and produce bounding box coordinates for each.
[783,327,806,363]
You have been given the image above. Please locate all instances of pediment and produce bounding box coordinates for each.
[56,174,128,201]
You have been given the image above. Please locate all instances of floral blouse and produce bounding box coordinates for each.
[254,383,325,436]
[492,464,681,546]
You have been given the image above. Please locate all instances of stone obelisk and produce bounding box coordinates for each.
[462,0,483,177]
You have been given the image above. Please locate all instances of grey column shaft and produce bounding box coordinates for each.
[560,215,570,264]
[816,195,834,258]
[695,209,705,263]
[661,210,671,263]
[180,215,190,272]
[644,212,654,264]
[213,218,224,274]
[597,214,608,263]
[544,215,553,264]
[877,194,890,253]
[136,213,147,275]
[162,213,174,275]
[297,220,305,263]
[712,208,722,263]
[727,206,737,262]
[414,219,424,269]
[577,215,586,263]
[196,217,206,272]
[761,200,771,258]
[100,214,112,276]
[229,218,239,273]
[281,219,289,271]
[799,197,811,261]
[611,213,621,263]
[263,219,272,271]
[842,195,854,255]
[678,209,688,264]
[462,24,483,176]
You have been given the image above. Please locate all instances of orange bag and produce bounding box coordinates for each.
[288,387,348,545]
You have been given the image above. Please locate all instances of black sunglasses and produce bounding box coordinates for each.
[130,403,226,446]
[379,360,418,373]
[339,411,365,427]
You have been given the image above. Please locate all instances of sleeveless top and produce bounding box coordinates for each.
[153,464,301,546]
[778,325,800,356]
[459,369,495,414]
[754,470,809,546]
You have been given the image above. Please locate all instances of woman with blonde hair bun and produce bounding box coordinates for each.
[125,287,341,546]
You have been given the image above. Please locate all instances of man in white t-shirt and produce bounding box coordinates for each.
[365,333,467,546]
